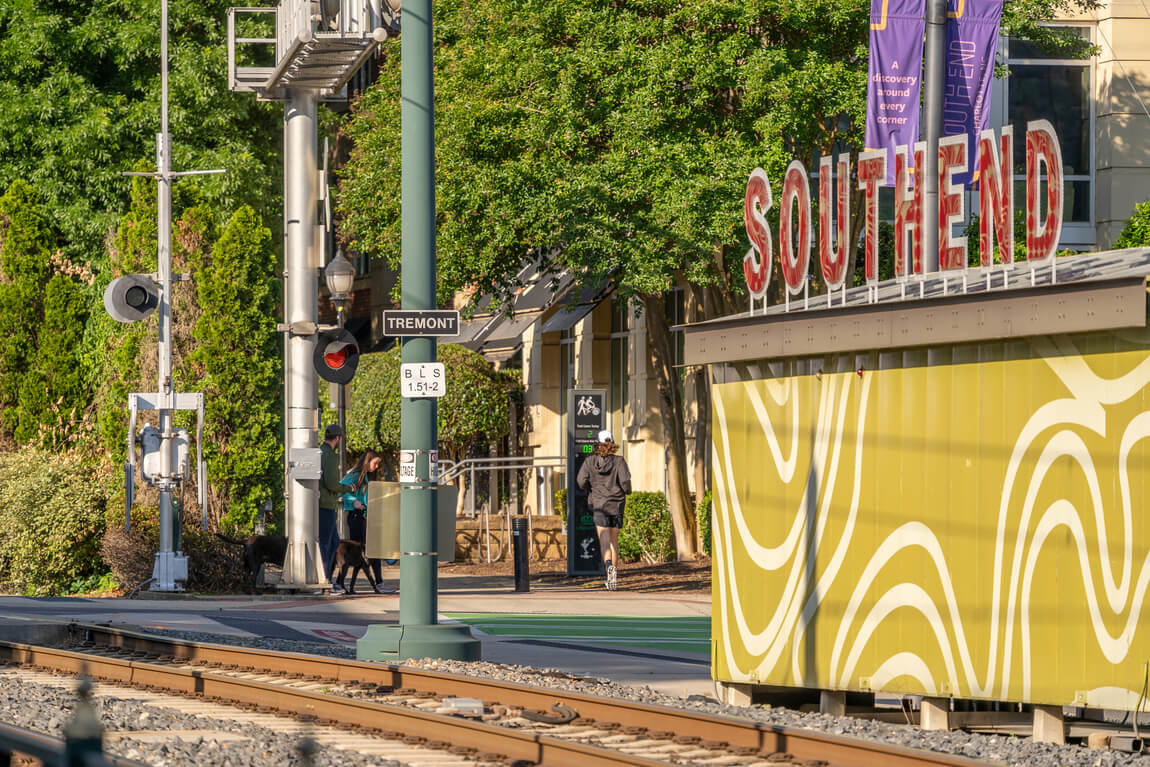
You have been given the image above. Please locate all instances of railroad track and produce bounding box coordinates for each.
[0,620,991,767]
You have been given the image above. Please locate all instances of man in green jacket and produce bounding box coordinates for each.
[319,424,344,592]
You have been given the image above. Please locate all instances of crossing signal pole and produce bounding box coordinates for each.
[111,0,221,591]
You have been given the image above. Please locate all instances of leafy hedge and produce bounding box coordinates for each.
[0,448,111,595]
[619,491,675,564]
[1115,201,1150,248]
[697,490,712,556]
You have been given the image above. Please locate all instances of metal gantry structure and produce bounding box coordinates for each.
[228,0,394,588]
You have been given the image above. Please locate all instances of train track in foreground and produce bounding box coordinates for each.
[0,620,991,767]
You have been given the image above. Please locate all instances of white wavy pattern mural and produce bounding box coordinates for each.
[712,334,1150,708]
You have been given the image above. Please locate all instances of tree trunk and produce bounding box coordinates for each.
[641,293,697,560]
[687,283,711,543]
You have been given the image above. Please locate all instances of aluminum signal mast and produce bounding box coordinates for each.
[117,0,222,591]
[226,0,393,586]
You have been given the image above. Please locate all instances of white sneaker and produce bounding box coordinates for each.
[606,564,617,591]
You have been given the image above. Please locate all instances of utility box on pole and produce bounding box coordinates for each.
[225,0,393,588]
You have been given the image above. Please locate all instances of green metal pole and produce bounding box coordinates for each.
[358,0,479,661]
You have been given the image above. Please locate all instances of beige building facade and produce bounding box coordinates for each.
[333,2,1150,522]
[985,1,1150,249]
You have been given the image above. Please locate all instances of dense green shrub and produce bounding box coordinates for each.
[191,205,281,532]
[697,490,712,557]
[0,180,91,445]
[1115,201,1150,249]
[618,492,675,564]
[554,487,567,523]
[0,448,111,595]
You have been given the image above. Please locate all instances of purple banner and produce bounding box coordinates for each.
[943,0,1003,184]
[865,0,926,184]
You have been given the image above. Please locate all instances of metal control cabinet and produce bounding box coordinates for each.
[366,481,458,562]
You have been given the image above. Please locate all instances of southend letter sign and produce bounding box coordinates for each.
[743,122,1064,299]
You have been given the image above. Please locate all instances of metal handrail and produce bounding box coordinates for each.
[435,455,566,563]
[439,454,564,485]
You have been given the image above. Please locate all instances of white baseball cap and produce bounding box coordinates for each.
[597,429,613,443]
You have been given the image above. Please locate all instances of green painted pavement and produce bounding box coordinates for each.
[443,614,710,655]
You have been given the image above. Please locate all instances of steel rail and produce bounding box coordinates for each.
[0,640,667,767]
[46,624,993,767]
[0,721,150,767]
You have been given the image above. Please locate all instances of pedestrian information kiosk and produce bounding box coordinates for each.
[566,389,606,576]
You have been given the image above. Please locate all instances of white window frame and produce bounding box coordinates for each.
[609,299,629,454]
[990,22,1096,249]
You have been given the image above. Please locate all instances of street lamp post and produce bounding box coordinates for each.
[324,248,356,479]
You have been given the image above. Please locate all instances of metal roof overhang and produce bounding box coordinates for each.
[682,248,1150,367]
[457,264,578,355]
[540,282,612,334]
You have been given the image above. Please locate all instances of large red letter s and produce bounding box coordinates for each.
[744,168,774,298]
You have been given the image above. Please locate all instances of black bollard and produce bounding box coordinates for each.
[512,516,530,592]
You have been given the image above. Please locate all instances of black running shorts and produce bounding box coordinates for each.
[592,510,624,528]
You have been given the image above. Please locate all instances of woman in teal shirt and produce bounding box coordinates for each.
[340,450,393,593]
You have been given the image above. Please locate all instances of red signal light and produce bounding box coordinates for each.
[325,346,350,369]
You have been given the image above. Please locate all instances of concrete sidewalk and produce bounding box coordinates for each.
[0,568,716,698]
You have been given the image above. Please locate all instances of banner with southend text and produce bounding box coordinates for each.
[865,0,926,184]
[943,0,1004,184]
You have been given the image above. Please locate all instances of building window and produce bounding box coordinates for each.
[610,300,628,447]
[354,248,370,277]
[1001,24,1094,246]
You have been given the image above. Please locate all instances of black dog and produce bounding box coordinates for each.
[216,533,287,588]
[331,540,391,594]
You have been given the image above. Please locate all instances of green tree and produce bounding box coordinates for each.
[339,0,1095,559]
[344,343,519,472]
[0,180,91,445]
[0,179,52,436]
[191,205,281,532]
[15,274,91,443]
[0,0,281,266]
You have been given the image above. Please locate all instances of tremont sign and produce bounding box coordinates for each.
[742,121,1064,299]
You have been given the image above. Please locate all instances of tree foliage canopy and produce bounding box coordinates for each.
[339,0,1091,306]
[191,205,281,531]
[0,0,280,264]
[345,344,519,464]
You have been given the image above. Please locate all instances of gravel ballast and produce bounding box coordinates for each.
[0,673,401,767]
[9,625,1150,767]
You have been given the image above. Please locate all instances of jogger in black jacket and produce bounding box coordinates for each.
[576,430,632,590]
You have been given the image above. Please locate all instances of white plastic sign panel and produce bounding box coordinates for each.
[400,362,446,398]
[398,449,439,484]
[398,450,417,483]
